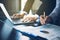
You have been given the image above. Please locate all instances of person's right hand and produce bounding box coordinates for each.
[21,14,38,22]
[40,15,48,25]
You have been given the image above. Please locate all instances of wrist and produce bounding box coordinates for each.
[20,11,27,15]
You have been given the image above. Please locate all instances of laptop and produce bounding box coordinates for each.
[1,3,34,25]
[3,11,34,25]
[3,10,33,25]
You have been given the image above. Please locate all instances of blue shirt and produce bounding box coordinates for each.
[46,0,60,26]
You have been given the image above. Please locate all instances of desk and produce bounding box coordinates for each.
[1,19,60,40]
[14,24,60,40]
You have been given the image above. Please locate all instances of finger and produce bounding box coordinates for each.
[45,16,48,21]
[40,15,45,19]
[40,16,46,25]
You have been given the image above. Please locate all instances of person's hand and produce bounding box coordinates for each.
[40,15,48,25]
[21,14,38,22]
[11,13,25,19]
[11,11,27,19]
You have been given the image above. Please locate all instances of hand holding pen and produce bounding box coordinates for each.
[40,12,48,25]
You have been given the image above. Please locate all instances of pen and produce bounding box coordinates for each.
[42,11,45,19]
[40,30,49,34]
[43,11,45,19]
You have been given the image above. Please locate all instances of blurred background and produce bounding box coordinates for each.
[4,0,42,15]
[4,0,56,16]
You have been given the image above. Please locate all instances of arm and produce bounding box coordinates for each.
[46,7,60,25]
[40,7,59,25]
[23,0,34,13]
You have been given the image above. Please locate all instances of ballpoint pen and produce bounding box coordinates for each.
[43,11,46,19]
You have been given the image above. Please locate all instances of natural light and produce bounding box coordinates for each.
[21,0,27,11]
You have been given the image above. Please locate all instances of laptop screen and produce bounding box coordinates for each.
[0,3,12,22]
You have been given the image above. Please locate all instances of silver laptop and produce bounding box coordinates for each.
[1,3,25,25]
[1,4,34,25]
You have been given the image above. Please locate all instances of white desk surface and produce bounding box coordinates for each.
[13,24,60,40]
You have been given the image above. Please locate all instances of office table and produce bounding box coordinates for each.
[1,19,60,40]
[14,24,60,40]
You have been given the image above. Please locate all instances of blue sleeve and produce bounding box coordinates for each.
[45,16,53,24]
[46,7,60,25]
[45,0,60,25]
